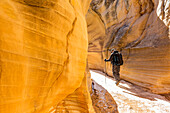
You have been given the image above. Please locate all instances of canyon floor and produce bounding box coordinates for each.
[90,70,170,113]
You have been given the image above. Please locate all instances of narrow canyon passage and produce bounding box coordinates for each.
[90,70,170,113]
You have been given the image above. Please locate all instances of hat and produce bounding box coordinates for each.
[111,49,116,52]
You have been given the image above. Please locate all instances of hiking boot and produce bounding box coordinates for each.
[115,80,120,86]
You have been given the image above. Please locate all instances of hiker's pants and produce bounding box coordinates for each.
[112,65,120,82]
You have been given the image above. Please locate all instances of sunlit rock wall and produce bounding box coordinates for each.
[53,66,94,113]
[0,0,95,112]
[86,0,170,94]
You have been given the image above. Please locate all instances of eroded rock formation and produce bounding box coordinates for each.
[87,0,170,94]
[91,80,118,113]
[0,0,95,112]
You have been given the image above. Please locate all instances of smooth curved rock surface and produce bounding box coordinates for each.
[0,0,94,112]
[87,0,170,94]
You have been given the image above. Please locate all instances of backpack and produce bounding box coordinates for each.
[113,52,123,66]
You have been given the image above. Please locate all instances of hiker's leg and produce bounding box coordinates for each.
[112,65,115,79]
[114,65,120,82]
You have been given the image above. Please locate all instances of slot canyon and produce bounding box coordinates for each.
[0,0,169,113]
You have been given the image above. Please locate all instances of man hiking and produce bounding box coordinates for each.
[104,49,123,85]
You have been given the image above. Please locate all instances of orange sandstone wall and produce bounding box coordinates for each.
[87,0,170,94]
[0,0,94,112]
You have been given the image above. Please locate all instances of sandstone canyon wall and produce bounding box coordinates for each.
[0,0,95,112]
[87,0,170,94]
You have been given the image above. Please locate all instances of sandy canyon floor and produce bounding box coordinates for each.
[90,70,170,113]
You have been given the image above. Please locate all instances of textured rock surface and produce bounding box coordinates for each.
[0,0,94,112]
[91,80,118,113]
[87,0,170,94]
[53,68,94,113]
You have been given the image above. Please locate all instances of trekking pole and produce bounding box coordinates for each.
[105,61,107,85]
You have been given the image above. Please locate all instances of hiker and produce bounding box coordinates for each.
[104,49,123,85]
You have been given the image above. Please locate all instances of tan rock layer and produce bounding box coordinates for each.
[0,0,94,113]
[53,68,95,113]
[87,0,170,94]
[121,46,170,94]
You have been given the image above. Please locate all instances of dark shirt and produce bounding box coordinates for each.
[106,52,115,64]
[105,51,118,65]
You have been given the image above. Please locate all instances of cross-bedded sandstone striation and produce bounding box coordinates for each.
[0,0,95,112]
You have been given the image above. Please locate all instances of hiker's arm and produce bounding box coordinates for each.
[104,53,113,62]
[104,59,110,62]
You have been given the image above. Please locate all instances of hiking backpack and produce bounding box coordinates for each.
[113,52,123,66]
